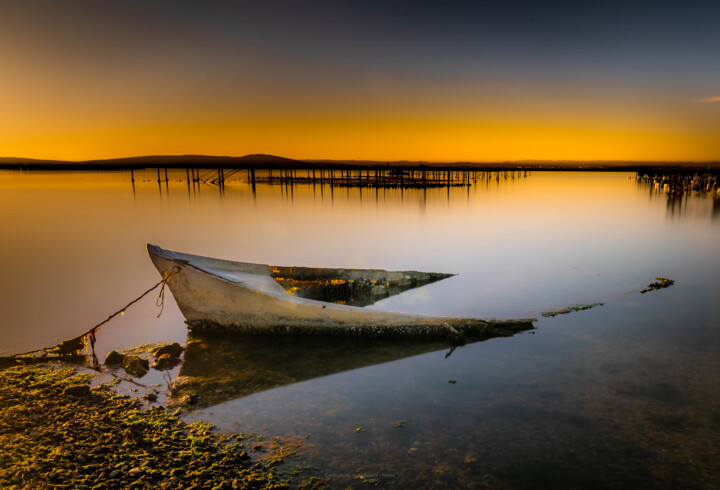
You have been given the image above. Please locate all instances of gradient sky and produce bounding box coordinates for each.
[1,0,719,161]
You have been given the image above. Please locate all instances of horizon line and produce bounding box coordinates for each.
[2,153,720,165]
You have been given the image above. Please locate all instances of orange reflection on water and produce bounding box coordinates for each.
[0,169,718,357]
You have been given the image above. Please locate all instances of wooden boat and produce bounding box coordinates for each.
[147,244,536,339]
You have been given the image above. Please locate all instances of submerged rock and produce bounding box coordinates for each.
[122,355,149,377]
[152,353,181,371]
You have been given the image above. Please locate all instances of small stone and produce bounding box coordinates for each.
[143,393,158,402]
[63,384,91,397]
[105,350,126,365]
[110,470,121,478]
[128,467,142,477]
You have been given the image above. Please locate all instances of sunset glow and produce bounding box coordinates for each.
[1,1,719,162]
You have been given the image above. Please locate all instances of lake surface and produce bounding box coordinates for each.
[1,169,719,488]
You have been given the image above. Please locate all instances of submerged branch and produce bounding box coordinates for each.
[641,277,675,294]
[541,302,605,318]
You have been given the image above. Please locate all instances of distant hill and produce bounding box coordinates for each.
[83,154,302,167]
[0,157,67,165]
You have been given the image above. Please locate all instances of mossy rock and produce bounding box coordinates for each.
[153,343,184,358]
[105,350,126,366]
[63,384,90,397]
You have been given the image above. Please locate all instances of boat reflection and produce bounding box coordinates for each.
[170,333,512,408]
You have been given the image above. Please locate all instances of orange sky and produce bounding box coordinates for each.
[1,2,719,162]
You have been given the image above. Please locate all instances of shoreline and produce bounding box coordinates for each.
[2,154,719,173]
[0,363,321,489]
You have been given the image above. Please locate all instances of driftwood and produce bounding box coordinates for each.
[641,277,675,294]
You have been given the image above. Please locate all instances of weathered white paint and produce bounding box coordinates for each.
[147,244,536,338]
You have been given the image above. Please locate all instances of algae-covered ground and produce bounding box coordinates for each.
[0,364,321,489]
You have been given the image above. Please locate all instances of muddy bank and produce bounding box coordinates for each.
[0,364,321,489]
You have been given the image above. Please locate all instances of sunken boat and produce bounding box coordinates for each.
[147,244,536,338]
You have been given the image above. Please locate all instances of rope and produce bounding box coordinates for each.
[5,266,180,360]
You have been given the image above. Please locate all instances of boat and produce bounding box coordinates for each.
[147,244,536,339]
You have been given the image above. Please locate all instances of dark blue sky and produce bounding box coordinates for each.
[142,0,720,84]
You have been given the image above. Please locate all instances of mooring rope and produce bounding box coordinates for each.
[4,266,180,360]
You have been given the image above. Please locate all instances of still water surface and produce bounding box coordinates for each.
[1,170,719,488]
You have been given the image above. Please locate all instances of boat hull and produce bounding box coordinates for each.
[148,244,536,339]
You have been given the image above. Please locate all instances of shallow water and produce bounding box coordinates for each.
[1,169,719,487]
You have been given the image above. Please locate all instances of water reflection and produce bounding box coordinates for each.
[636,171,719,220]
[2,169,720,487]
[130,168,720,224]
[131,168,533,208]
[172,334,464,408]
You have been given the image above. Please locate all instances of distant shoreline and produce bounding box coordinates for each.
[1,154,719,173]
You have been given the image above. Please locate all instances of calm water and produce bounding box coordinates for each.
[1,170,719,488]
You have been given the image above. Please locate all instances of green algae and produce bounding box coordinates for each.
[541,302,605,318]
[0,364,321,489]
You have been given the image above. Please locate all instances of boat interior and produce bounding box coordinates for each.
[269,266,454,307]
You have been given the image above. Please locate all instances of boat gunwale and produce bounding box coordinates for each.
[147,244,538,324]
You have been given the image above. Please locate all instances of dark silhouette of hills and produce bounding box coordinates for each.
[0,154,302,170]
